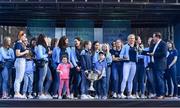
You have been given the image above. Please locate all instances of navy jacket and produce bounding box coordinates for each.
[153,40,167,71]
[80,49,93,71]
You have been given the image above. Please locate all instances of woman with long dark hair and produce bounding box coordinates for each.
[133,36,146,99]
[92,41,100,98]
[52,36,75,99]
[70,37,83,99]
[35,34,52,99]
[164,40,178,99]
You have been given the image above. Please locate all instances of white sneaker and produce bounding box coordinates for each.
[98,96,102,99]
[22,94,27,99]
[70,93,74,99]
[81,94,89,100]
[28,95,34,99]
[95,95,99,99]
[52,94,58,99]
[112,93,117,98]
[117,94,121,98]
[140,94,146,99]
[87,95,94,99]
[148,93,156,99]
[58,96,62,99]
[120,93,126,99]
[135,94,140,99]
[66,95,71,99]
[45,94,52,99]
[38,94,48,99]
[102,96,107,100]
[14,94,24,99]
[127,95,136,99]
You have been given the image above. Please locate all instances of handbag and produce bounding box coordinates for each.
[36,59,47,68]
[0,61,4,69]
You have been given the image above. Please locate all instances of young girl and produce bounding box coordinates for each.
[22,50,35,99]
[57,55,71,99]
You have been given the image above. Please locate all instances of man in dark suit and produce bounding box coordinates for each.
[148,32,167,99]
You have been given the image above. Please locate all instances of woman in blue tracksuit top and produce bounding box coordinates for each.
[52,36,75,98]
[111,39,123,98]
[164,40,178,98]
[92,41,100,97]
[80,41,93,99]
[35,34,50,99]
[133,36,146,99]
[144,37,156,98]
[70,37,83,98]
[0,37,15,99]
[120,34,137,99]
[101,43,112,98]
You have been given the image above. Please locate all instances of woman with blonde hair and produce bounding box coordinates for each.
[0,37,15,99]
[120,34,137,99]
[14,31,29,98]
[101,43,112,98]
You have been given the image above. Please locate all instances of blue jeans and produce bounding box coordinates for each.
[98,77,107,97]
[44,66,52,94]
[111,62,123,94]
[133,60,145,94]
[38,62,51,95]
[23,72,33,94]
[153,69,165,97]
[14,58,26,93]
[146,68,155,94]
[164,65,178,96]
[106,66,111,96]
[81,72,89,95]
[70,68,81,96]
[51,63,59,95]
[1,61,13,94]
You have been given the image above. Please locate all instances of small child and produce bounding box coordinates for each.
[22,50,35,99]
[94,51,107,99]
[57,55,71,99]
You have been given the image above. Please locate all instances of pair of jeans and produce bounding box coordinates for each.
[45,66,52,94]
[14,58,26,93]
[153,69,165,97]
[146,68,155,94]
[133,60,145,95]
[97,77,107,97]
[121,62,136,94]
[51,63,59,95]
[1,61,13,95]
[164,65,178,96]
[38,62,47,95]
[111,62,123,94]
[106,66,111,96]
[70,68,81,96]
[23,72,33,94]
[81,72,89,95]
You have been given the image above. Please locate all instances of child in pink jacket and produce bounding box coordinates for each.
[57,55,71,99]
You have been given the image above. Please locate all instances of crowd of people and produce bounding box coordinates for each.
[0,30,178,100]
